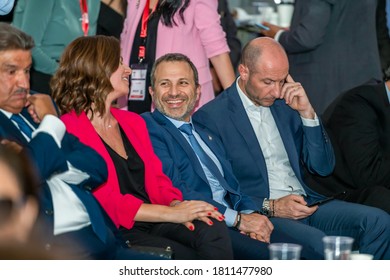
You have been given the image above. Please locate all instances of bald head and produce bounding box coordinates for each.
[237,37,290,107]
[241,37,288,73]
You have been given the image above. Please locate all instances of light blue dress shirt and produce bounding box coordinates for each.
[0,0,14,15]
[165,115,239,227]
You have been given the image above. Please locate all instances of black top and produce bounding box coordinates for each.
[102,126,150,203]
[128,11,160,114]
[97,2,125,39]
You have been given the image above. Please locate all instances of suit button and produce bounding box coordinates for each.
[85,185,92,191]
[45,209,54,215]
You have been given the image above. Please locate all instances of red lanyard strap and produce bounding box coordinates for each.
[79,0,89,36]
[138,0,159,62]
[138,0,150,62]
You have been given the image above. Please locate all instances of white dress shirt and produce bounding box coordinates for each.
[1,109,91,235]
[236,79,320,199]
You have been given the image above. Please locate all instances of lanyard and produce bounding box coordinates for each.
[138,0,158,63]
[79,0,89,36]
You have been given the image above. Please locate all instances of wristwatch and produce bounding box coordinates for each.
[262,198,271,217]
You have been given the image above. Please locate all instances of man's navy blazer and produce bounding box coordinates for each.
[142,109,259,213]
[0,109,109,235]
[193,82,335,208]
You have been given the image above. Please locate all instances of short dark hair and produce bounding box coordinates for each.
[150,53,199,88]
[0,23,34,52]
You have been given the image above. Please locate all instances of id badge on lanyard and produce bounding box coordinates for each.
[129,63,148,101]
[129,0,155,101]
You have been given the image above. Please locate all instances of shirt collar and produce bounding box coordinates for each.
[385,81,390,104]
[163,114,193,129]
[0,109,13,119]
[236,77,263,112]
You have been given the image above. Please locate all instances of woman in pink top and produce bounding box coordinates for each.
[119,0,235,114]
[52,35,233,260]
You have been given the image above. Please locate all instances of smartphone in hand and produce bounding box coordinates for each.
[307,191,347,207]
[307,197,334,207]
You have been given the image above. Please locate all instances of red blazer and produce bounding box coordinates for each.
[61,108,183,229]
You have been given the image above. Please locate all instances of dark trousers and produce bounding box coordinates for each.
[121,219,233,260]
[228,226,323,260]
[345,185,390,214]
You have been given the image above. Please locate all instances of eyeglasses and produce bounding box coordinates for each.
[0,198,24,226]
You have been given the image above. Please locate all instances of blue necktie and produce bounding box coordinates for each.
[179,123,230,190]
[11,114,33,139]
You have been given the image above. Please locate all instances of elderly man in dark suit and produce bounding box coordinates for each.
[260,0,383,114]
[0,22,153,259]
[306,66,390,214]
[194,37,390,259]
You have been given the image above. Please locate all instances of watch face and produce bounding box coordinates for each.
[262,200,271,217]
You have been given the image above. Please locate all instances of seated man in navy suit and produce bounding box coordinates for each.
[193,37,390,259]
[142,53,321,259]
[0,22,153,259]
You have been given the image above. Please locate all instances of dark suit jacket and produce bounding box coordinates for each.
[142,109,258,213]
[193,82,335,208]
[0,109,109,240]
[306,82,390,212]
[279,0,382,114]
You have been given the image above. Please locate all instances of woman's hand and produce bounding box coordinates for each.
[169,200,224,231]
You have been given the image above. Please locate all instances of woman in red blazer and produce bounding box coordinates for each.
[52,35,233,260]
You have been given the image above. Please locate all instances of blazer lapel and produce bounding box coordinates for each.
[0,111,30,145]
[195,125,240,196]
[227,87,270,186]
[271,103,300,170]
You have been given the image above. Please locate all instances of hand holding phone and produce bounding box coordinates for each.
[307,197,334,207]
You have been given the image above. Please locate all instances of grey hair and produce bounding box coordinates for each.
[0,23,34,52]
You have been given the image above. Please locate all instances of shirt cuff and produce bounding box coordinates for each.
[33,114,65,148]
[274,29,285,41]
[301,113,320,127]
[224,208,238,227]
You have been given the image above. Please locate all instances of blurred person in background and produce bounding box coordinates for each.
[0,143,38,245]
[97,0,127,39]
[306,65,390,214]
[211,0,241,96]
[119,0,235,114]
[377,0,390,77]
[260,0,382,114]
[12,0,101,94]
